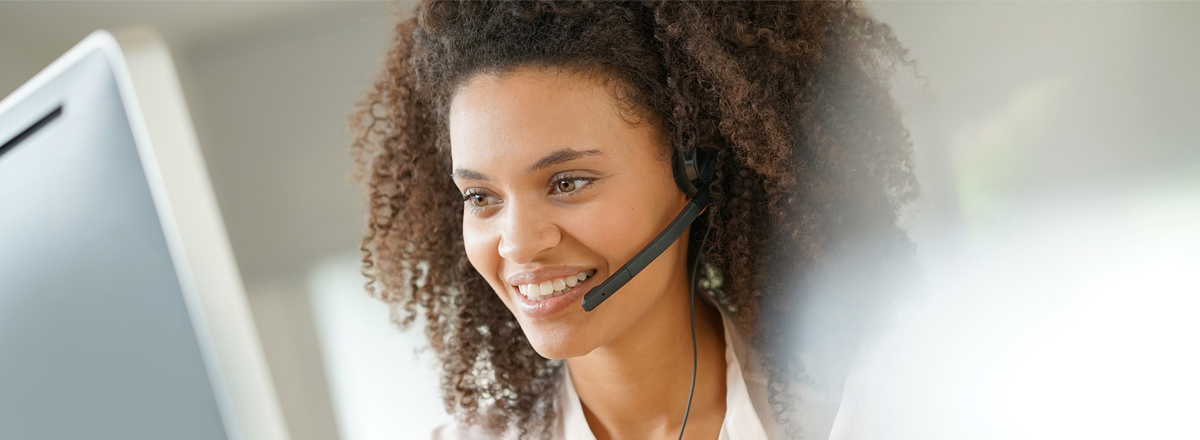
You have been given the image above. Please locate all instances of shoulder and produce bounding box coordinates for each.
[737,343,868,440]
[725,312,872,440]
[733,339,842,439]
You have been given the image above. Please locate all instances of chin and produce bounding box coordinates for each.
[520,321,599,360]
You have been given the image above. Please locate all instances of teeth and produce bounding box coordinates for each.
[517,271,593,302]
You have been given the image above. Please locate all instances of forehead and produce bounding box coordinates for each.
[447,67,661,170]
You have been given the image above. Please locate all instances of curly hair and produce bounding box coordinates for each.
[349,1,918,438]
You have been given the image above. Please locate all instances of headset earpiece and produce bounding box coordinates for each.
[672,147,715,198]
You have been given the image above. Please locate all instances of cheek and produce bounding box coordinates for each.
[570,188,657,266]
[462,220,502,288]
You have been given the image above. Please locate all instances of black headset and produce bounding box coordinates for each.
[580,146,714,311]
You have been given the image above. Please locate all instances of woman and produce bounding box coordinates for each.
[349,1,917,439]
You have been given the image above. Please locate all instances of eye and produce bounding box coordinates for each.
[467,194,489,207]
[460,190,499,210]
[552,177,593,195]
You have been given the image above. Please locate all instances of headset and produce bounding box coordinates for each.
[579,146,715,440]
[580,146,715,311]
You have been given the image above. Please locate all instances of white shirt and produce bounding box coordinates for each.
[431,306,868,439]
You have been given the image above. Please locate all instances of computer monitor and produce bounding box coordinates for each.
[0,30,290,440]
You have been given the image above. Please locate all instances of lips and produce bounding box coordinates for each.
[509,269,600,318]
[517,269,597,301]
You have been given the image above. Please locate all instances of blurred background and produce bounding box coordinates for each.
[2,2,1196,440]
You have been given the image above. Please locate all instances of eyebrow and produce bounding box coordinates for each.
[451,148,603,181]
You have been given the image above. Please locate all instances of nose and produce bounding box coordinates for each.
[497,200,561,265]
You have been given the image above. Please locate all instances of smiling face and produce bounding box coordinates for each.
[448,66,692,359]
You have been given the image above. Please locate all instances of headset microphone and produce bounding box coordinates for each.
[581,147,714,312]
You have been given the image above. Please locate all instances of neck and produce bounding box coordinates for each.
[566,275,727,440]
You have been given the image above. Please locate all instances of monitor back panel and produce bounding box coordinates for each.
[0,48,228,440]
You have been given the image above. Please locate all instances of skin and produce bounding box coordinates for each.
[448,66,728,440]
